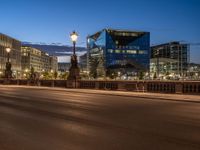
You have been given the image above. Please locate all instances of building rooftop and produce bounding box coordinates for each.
[104,28,149,34]
[0,33,21,42]
[151,41,189,48]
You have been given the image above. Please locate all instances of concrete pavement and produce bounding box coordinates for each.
[0,86,200,150]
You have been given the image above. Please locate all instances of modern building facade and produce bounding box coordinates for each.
[79,53,87,72]
[0,33,21,78]
[188,63,200,80]
[21,46,58,76]
[150,42,190,78]
[41,51,51,72]
[50,56,58,72]
[87,29,150,79]
[58,63,71,72]
[21,46,42,72]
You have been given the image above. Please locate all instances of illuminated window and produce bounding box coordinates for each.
[115,50,121,53]
[107,49,113,53]
[127,50,137,54]
[138,50,147,54]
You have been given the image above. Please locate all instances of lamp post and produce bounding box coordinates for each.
[5,47,12,79]
[67,31,81,88]
[6,48,11,62]
[70,31,78,55]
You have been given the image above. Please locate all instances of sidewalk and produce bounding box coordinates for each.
[2,85,200,103]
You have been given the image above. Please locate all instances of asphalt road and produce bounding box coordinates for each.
[0,86,200,150]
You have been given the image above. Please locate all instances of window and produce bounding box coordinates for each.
[138,50,147,54]
[107,49,113,53]
[115,50,121,53]
[127,50,137,54]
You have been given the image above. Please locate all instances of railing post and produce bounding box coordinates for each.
[175,82,183,94]
[95,81,99,89]
[51,80,54,87]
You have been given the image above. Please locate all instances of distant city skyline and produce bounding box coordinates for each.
[0,0,200,63]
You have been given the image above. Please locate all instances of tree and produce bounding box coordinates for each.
[139,71,144,80]
[59,72,69,80]
[53,71,58,79]
[89,56,99,79]
[153,73,157,80]
[166,72,170,76]
[106,70,117,80]
[43,72,50,80]
[80,72,89,79]
[30,67,35,80]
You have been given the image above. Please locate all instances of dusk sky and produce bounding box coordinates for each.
[0,0,200,63]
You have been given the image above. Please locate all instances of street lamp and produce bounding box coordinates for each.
[67,31,81,87]
[0,71,2,78]
[5,47,12,79]
[6,48,11,62]
[70,31,78,55]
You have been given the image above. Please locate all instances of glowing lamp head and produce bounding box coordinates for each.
[70,31,78,42]
[6,48,11,53]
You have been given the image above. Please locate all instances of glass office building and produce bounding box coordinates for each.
[87,29,150,79]
[150,42,190,78]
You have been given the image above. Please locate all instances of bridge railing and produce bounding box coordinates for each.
[0,79,200,95]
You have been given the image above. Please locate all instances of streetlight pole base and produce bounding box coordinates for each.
[67,55,81,88]
[5,62,12,80]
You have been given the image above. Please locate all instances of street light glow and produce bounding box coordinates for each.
[6,48,11,53]
[25,69,29,73]
[70,31,78,42]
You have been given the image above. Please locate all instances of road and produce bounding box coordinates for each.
[0,86,200,150]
